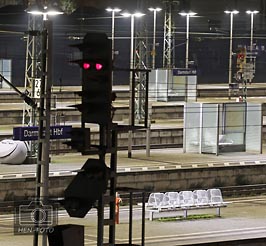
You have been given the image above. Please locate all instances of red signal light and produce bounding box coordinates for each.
[83,63,90,70]
[82,62,103,71]
[95,63,103,71]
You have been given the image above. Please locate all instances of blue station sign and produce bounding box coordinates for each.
[13,125,72,141]
[173,68,197,76]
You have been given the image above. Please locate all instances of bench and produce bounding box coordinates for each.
[191,134,234,147]
[146,189,228,221]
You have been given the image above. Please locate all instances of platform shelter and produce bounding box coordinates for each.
[149,68,197,102]
[183,102,262,155]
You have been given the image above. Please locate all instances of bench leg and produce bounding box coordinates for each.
[216,207,221,217]
[149,211,154,221]
[183,209,188,218]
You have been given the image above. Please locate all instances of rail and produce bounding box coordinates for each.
[220,184,266,197]
[1,184,266,212]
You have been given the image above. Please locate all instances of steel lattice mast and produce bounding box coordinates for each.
[23,1,43,161]
[133,0,150,122]
[23,0,42,126]
[163,0,179,68]
[134,29,149,122]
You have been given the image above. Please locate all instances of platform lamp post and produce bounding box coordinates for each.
[179,11,197,69]
[27,4,63,246]
[148,7,162,69]
[121,11,145,71]
[225,10,239,99]
[121,11,145,158]
[106,7,121,86]
[106,8,121,61]
[246,10,259,53]
[147,7,161,156]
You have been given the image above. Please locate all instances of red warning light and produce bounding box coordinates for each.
[95,63,103,71]
[83,63,90,70]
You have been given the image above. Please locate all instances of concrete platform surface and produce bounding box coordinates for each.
[0,196,266,245]
[0,148,266,177]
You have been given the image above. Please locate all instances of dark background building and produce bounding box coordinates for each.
[0,0,266,86]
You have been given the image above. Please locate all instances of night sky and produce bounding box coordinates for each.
[0,0,266,86]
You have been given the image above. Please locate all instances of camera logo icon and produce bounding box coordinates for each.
[14,199,58,235]
[19,201,53,227]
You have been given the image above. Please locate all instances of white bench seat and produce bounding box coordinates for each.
[146,189,228,221]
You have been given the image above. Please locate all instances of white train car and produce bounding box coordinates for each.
[0,140,28,164]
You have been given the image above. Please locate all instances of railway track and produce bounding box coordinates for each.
[1,201,266,246]
[1,184,266,212]
[220,184,266,197]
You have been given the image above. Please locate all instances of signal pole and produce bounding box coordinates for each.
[27,4,63,246]
[64,32,147,246]
[66,33,116,245]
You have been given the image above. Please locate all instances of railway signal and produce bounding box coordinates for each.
[66,32,113,153]
[73,32,112,126]
[236,48,246,74]
[64,128,90,153]
[63,158,110,218]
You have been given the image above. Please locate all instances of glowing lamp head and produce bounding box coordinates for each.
[83,62,90,70]
[95,63,103,71]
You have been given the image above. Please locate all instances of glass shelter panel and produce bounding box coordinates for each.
[186,76,197,102]
[148,70,157,101]
[172,76,185,97]
[201,104,218,154]
[224,103,245,145]
[246,103,262,153]
[183,103,201,153]
[157,69,169,102]
[0,59,11,88]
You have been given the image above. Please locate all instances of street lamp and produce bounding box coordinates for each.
[106,7,121,61]
[148,7,162,69]
[121,11,144,158]
[121,11,145,70]
[224,10,239,99]
[27,3,63,246]
[179,11,197,69]
[27,4,63,20]
[246,10,259,52]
